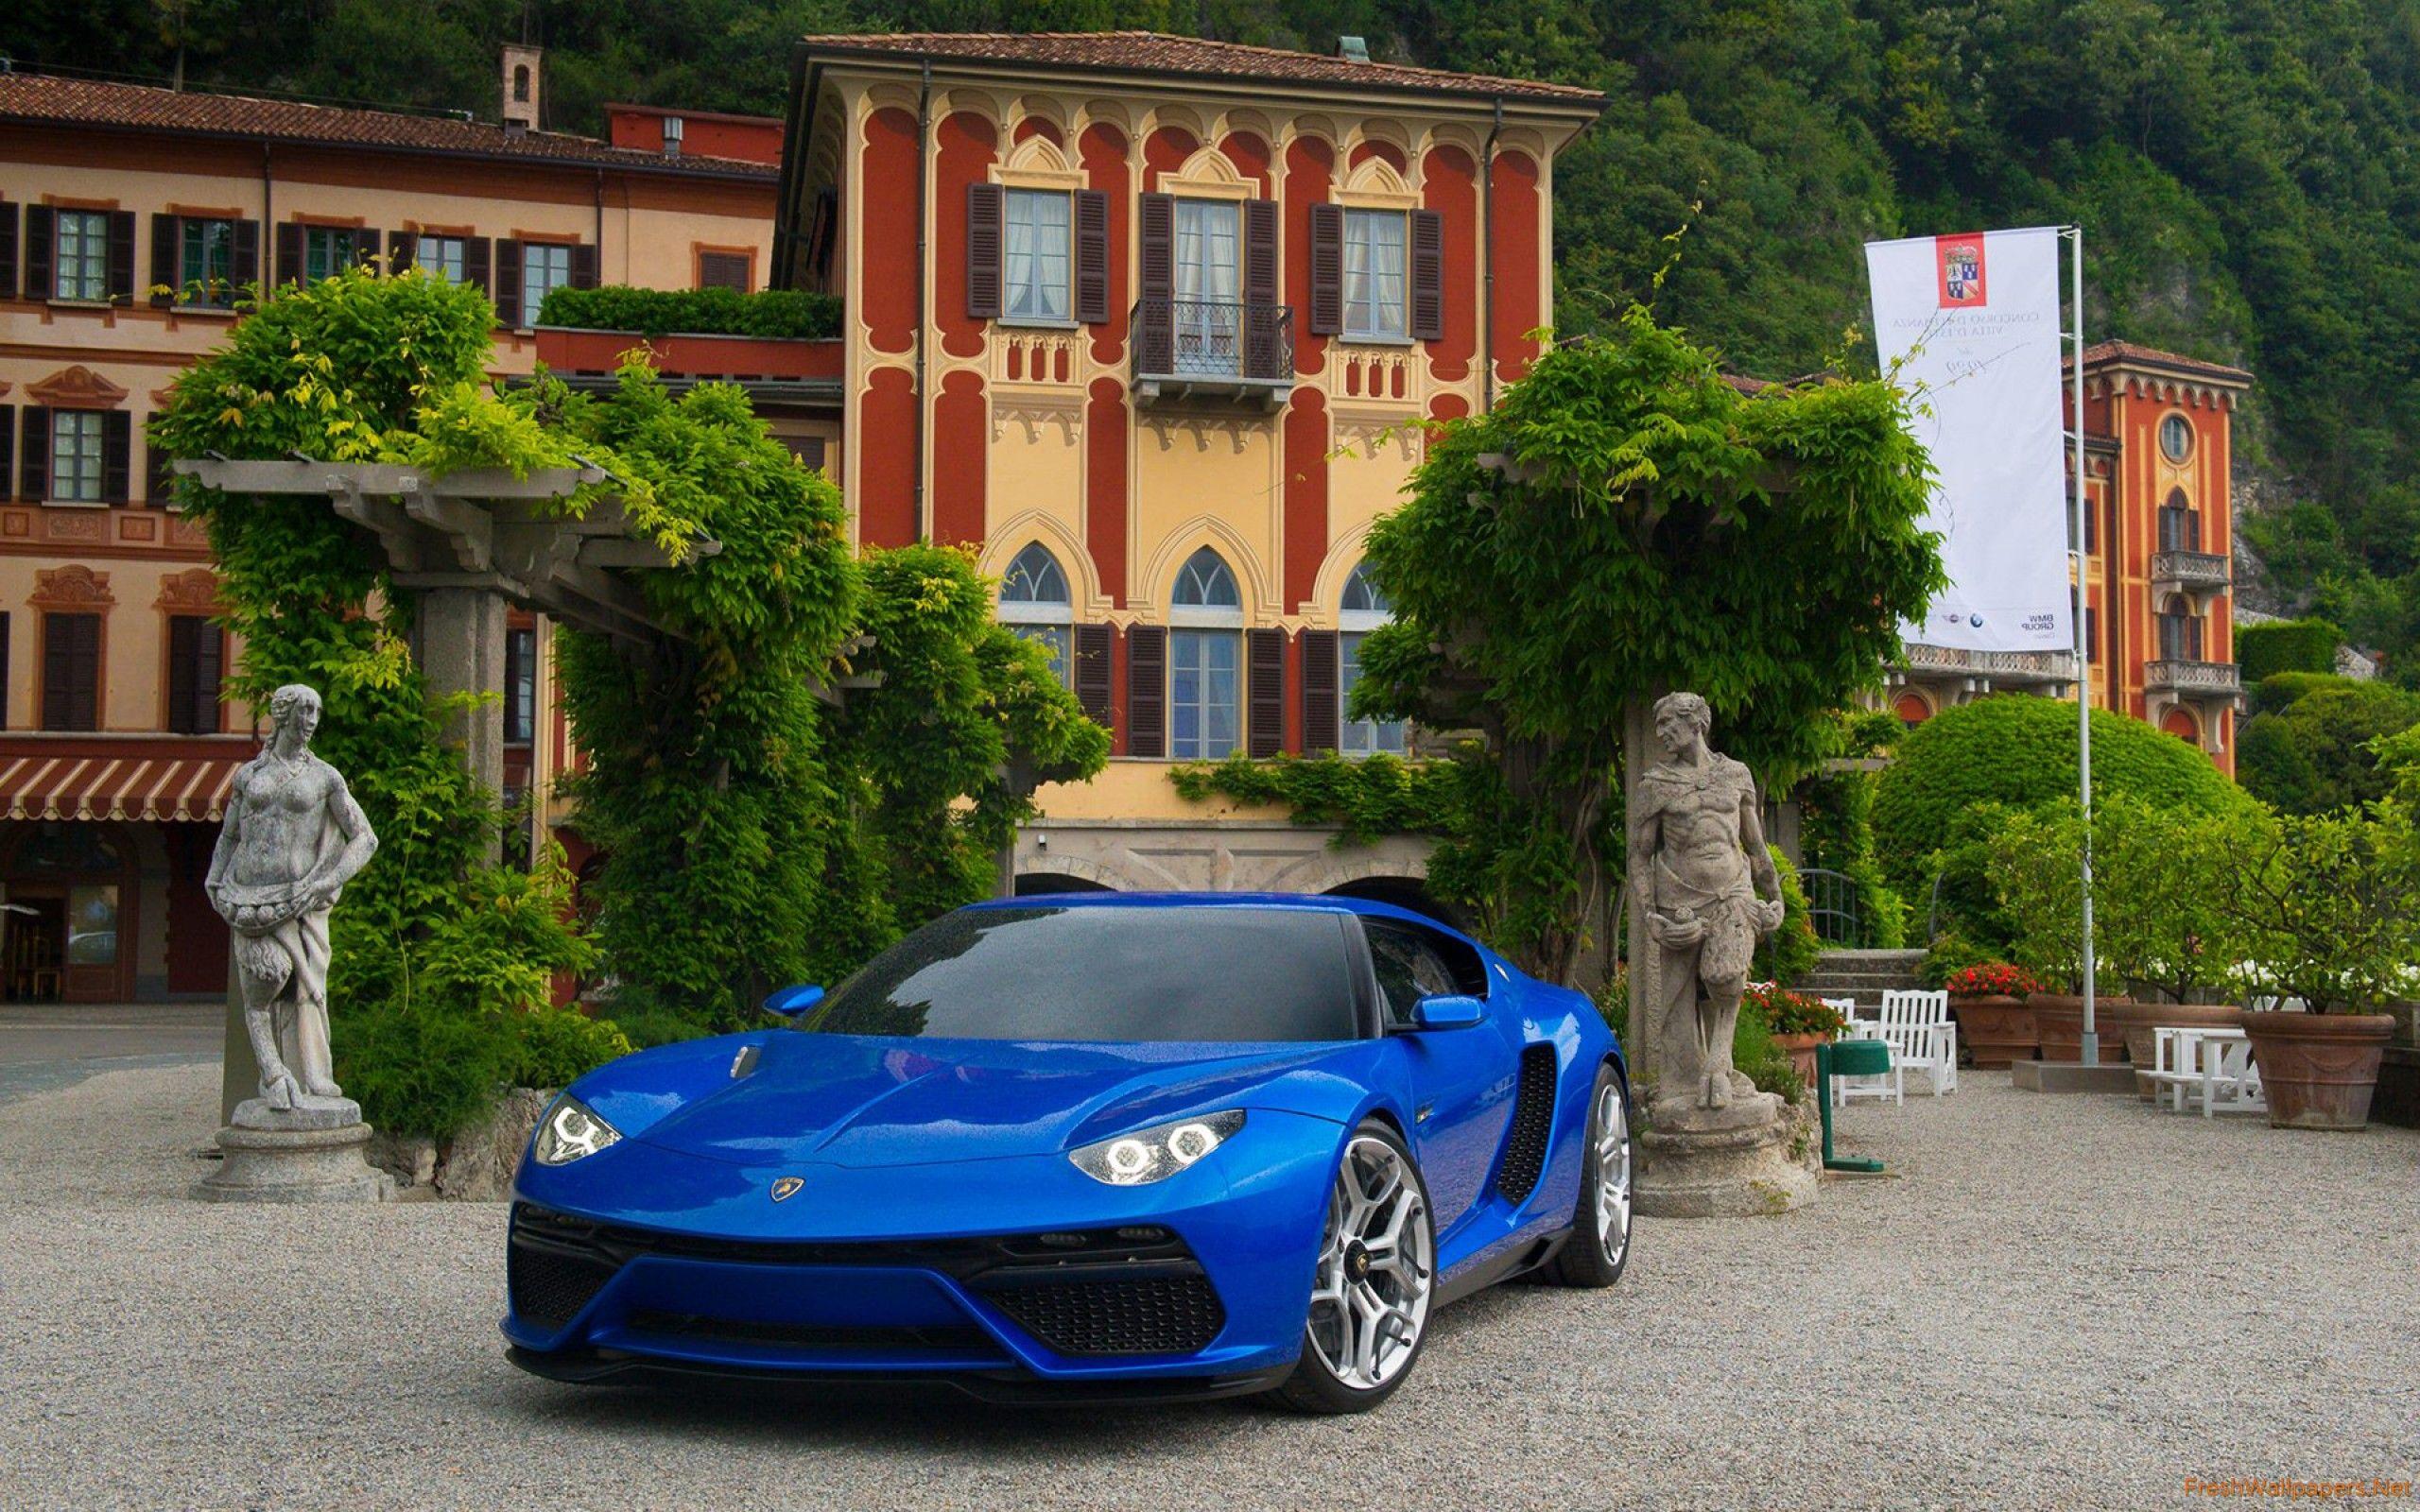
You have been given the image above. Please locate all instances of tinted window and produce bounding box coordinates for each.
[1366,920,1461,1027]
[799,905,1360,1042]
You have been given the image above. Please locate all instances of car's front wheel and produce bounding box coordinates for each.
[1270,1120,1435,1415]
[1551,1063,1634,1288]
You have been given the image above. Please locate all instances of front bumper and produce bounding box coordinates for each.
[502,1113,1338,1396]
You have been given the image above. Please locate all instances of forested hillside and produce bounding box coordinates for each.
[12,0,2419,674]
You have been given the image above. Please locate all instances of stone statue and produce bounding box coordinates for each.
[1630,692,1786,1121]
[206,684,378,1120]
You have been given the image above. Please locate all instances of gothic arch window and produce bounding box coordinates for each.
[1170,546,1241,616]
[997,541,1073,684]
[1168,547,1242,758]
[1337,562,1405,755]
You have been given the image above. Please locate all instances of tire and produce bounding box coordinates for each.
[1267,1119,1437,1415]
[1550,1063,1634,1288]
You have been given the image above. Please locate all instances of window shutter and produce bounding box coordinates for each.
[1127,624,1167,758]
[150,214,179,307]
[168,615,197,733]
[232,218,260,295]
[145,437,172,508]
[19,406,48,501]
[107,211,136,301]
[1247,627,1285,757]
[1307,203,1343,335]
[25,205,55,300]
[100,411,131,505]
[493,238,523,325]
[1074,624,1114,728]
[966,183,1003,320]
[387,230,416,275]
[197,620,223,730]
[1073,189,1109,324]
[273,222,302,286]
[461,235,492,293]
[0,406,12,504]
[1243,198,1280,380]
[569,241,598,290]
[1301,630,1340,753]
[0,202,16,298]
[1136,192,1175,375]
[0,613,9,728]
[1409,208,1443,342]
[44,613,100,732]
[347,227,378,267]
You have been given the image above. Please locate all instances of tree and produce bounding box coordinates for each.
[1353,306,1942,983]
[2236,679,2420,816]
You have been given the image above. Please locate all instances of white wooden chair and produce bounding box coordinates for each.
[1872,988,1958,1096]
[1825,995,1903,1107]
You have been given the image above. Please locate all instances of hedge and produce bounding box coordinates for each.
[2237,618,2341,682]
[535,285,842,340]
[2237,679,2420,815]
[1872,695,2245,899]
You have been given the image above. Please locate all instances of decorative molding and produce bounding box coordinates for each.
[154,567,221,613]
[117,514,158,542]
[25,365,130,408]
[30,563,116,610]
[45,512,108,543]
[168,516,212,548]
[990,394,1084,445]
[1140,413,1268,455]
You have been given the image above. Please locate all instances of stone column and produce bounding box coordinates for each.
[418,587,509,860]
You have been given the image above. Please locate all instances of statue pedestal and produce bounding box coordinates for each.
[194,1098,392,1204]
[1634,1091,1816,1217]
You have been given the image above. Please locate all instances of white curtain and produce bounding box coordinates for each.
[1005,191,1069,320]
[1343,210,1407,338]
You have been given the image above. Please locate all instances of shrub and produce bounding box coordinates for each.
[2236,618,2342,682]
[2212,801,2420,1014]
[536,284,841,340]
[1940,962,2043,999]
[1752,847,1823,987]
[1744,981,1850,1038]
[1730,1005,1808,1106]
[1918,931,2001,988]
[2249,670,2347,715]
[2236,679,2420,816]
[334,996,516,1141]
[510,1008,636,1091]
[1987,803,2124,994]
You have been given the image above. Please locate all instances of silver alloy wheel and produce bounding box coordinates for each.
[1306,1134,1433,1391]
[1594,1080,1633,1266]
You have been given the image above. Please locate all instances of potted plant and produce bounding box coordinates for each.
[1941,963,2043,1068]
[2214,801,2416,1130]
[1744,982,1850,1088]
[2083,798,2259,1096]
[1990,803,2135,1064]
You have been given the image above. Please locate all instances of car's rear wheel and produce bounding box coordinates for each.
[1270,1120,1435,1415]
[1551,1063,1633,1288]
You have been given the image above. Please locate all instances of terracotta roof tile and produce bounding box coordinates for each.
[796,31,1607,106]
[0,72,777,180]
[2069,338,2252,383]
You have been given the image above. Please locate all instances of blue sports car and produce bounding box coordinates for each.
[504,892,1632,1412]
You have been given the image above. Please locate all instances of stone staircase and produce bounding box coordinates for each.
[1793,948,1927,1014]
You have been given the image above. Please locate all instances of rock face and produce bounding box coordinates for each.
[366,1088,555,1201]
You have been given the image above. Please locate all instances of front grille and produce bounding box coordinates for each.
[1493,1044,1560,1206]
[510,1204,1190,1278]
[622,1310,999,1356]
[984,1273,1226,1357]
[509,1240,617,1329]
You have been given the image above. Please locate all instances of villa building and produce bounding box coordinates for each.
[0,60,779,1000]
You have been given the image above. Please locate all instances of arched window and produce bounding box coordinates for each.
[2158,488,2201,553]
[1337,562,1405,756]
[513,65,532,104]
[997,542,1073,685]
[2157,593,2203,661]
[1168,547,1242,758]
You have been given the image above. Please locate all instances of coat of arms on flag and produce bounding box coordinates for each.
[1936,234,1987,306]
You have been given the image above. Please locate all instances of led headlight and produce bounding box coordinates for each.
[1069,1110,1245,1186]
[533,1096,622,1166]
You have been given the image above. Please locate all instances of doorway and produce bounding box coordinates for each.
[2,822,136,1003]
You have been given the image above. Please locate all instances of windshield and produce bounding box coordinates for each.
[796,904,1362,1042]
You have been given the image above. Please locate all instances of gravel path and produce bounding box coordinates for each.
[2,1061,2413,1510]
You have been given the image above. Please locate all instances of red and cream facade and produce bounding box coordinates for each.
[775,32,1602,900]
[0,69,779,1000]
[1887,340,2252,777]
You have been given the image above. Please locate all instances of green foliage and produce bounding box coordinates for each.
[2087,797,2249,1004]
[1917,931,2002,990]
[1743,981,1849,1039]
[536,284,843,340]
[1986,803,2122,997]
[1752,847,1822,988]
[2236,680,2420,816]
[510,1007,637,1091]
[1728,1001,1807,1108]
[1873,695,2245,902]
[2237,618,2342,683]
[1167,751,1466,847]
[1793,713,1908,949]
[334,993,517,1142]
[2213,801,2420,1015]
[2249,671,2350,716]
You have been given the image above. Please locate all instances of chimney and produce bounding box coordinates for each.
[1337,36,1371,62]
[501,43,543,136]
[661,114,683,157]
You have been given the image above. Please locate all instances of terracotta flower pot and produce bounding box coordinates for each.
[2238,1011,2395,1130]
[1774,1031,1824,1089]
[2028,993,2136,1065]
[1949,994,2036,1068]
[2115,1003,2246,1100]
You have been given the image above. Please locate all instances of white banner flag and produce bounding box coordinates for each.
[1865,227,2071,653]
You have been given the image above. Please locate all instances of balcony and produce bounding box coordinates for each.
[2145,659,2244,699]
[2151,549,2231,594]
[1132,297,1294,406]
[1896,641,2079,692]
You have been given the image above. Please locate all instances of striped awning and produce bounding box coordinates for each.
[0,752,247,823]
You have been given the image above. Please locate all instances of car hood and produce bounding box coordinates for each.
[625,1033,1361,1169]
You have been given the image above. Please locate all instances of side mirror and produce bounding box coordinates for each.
[1409,993,1487,1031]
[762,984,826,1019]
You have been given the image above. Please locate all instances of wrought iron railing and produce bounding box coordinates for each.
[1132,296,1294,385]
[1796,867,1863,946]
[2151,549,2231,591]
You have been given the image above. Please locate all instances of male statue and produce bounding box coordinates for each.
[206,684,379,1113]
[1630,692,1786,1117]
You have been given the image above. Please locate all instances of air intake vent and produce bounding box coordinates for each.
[508,1238,617,1329]
[986,1273,1225,1357]
[1492,1044,1559,1206]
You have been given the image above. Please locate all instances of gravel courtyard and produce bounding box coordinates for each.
[2,1061,2412,1511]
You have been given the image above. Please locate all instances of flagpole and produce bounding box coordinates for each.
[2067,223,2099,1066]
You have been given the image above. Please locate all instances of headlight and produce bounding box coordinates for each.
[1069,1110,1245,1186]
[533,1096,622,1166]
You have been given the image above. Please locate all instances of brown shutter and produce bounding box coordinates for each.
[19,406,47,501]
[107,211,136,301]
[387,230,416,274]
[461,235,492,293]
[351,228,380,267]
[1073,189,1109,324]
[1074,624,1114,727]
[150,214,179,306]
[0,202,16,298]
[1247,627,1286,757]
[0,613,9,728]
[966,182,1003,320]
[1136,193,1174,375]
[569,241,598,290]
[273,222,302,286]
[1410,208,1443,341]
[24,205,54,300]
[43,613,100,732]
[100,411,131,505]
[145,437,171,507]
[168,615,197,734]
[1301,629,1340,753]
[1243,198,1280,380]
[197,620,222,730]
[493,238,524,325]
[1307,202,1343,335]
[1127,624,1167,758]
[0,407,12,503]
[232,218,260,296]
